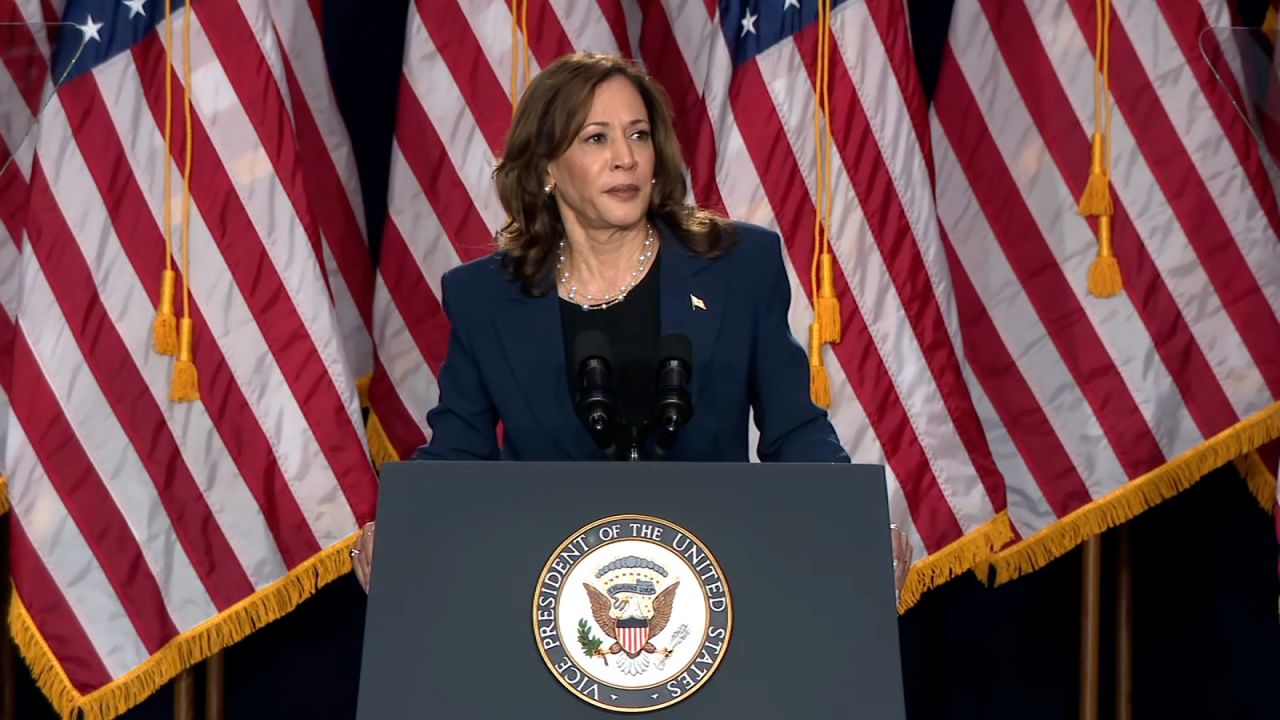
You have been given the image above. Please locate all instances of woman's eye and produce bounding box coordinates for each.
[585,133,606,144]
[632,130,651,141]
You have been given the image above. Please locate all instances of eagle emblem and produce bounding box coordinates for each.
[534,515,731,711]
[578,556,681,668]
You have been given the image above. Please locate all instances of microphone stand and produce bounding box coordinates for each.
[636,334,695,461]
[627,429,641,462]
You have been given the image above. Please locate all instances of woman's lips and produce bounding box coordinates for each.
[605,184,640,199]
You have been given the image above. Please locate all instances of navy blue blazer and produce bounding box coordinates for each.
[410,220,849,464]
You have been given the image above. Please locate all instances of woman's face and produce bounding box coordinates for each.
[546,75,655,236]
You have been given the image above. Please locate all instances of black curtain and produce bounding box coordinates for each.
[11,2,1278,718]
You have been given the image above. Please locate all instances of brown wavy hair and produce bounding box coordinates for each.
[494,52,733,295]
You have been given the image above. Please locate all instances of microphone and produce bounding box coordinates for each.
[572,330,618,457]
[652,333,693,455]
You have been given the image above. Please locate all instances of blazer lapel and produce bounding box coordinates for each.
[493,283,598,459]
[659,229,726,407]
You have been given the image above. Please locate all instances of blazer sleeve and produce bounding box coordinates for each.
[749,235,850,464]
[409,270,501,462]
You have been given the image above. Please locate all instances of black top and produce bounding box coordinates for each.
[560,253,661,454]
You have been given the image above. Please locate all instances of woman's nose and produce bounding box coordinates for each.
[612,140,637,170]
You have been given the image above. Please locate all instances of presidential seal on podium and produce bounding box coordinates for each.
[532,514,733,712]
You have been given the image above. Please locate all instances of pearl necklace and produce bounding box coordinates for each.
[557,225,656,310]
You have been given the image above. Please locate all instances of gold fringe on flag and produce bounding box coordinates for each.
[990,401,1280,585]
[10,529,364,720]
[365,410,401,472]
[357,374,401,471]
[0,473,9,515]
[897,511,1014,614]
[355,372,372,409]
[1234,450,1278,514]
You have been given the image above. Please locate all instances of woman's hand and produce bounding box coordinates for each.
[891,524,912,599]
[351,522,376,592]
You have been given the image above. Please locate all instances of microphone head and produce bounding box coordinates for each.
[656,332,693,365]
[573,329,613,369]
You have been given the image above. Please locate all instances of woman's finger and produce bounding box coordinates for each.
[353,554,369,591]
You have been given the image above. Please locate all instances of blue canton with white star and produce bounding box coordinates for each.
[51,0,188,84]
[719,0,852,66]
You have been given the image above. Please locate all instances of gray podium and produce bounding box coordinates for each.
[356,461,905,719]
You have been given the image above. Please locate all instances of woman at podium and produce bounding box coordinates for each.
[351,52,911,593]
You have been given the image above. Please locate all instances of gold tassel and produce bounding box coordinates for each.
[170,318,200,402]
[157,0,178,359]
[808,323,831,408]
[168,4,200,405]
[1076,133,1112,217]
[1081,0,1120,298]
[152,270,178,355]
[1088,216,1122,297]
[815,253,842,344]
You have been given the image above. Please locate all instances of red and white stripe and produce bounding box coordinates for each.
[932,0,1280,571]
[369,0,1007,590]
[6,0,376,705]
[268,0,374,383]
[618,624,648,656]
[1,0,64,487]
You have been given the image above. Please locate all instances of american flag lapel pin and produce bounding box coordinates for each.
[690,294,707,311]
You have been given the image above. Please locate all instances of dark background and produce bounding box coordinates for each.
[11,1,1280,718]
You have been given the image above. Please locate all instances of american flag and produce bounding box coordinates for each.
[933,0,1280,581]
[1,0,64,513]
[1262,0,1280,575]
[368,0,1011,611]
[268,0,375,396]
[2,0,377,716]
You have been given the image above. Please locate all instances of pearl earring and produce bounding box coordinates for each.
[544,183,554,195]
